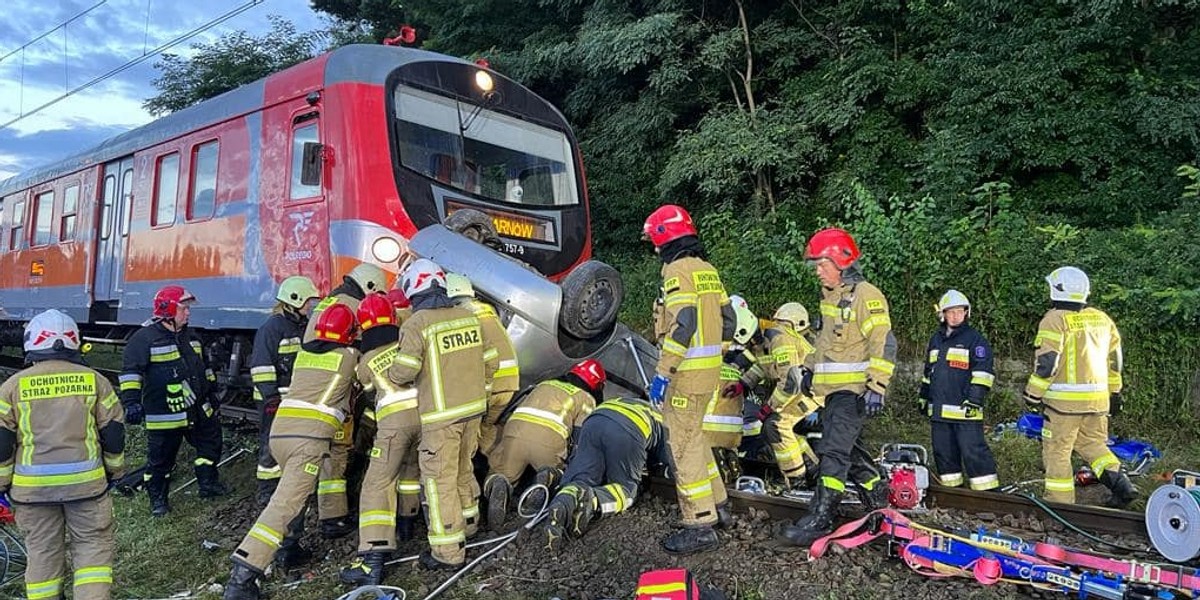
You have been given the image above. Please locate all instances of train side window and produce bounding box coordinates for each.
[154,153,180,227]
[10,199,24,250]
[188,140,219,221]
[289,122,320,200]
[100,175,116,240]
[61,184,79,241]
[120,168,134,236]
[32,191,54,247]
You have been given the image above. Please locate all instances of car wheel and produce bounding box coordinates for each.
[559,260,623,339]
[443,208,502,250]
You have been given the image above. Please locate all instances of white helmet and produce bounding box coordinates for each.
[24,309,81,352]
[935,289,971,322]
[445,273,475,299]
[729,295,758,345]
[276,276,320,309]
[399,258,446,298]
[347,263,388,294]
[772,302,810,332]
[1046,266,1090,303]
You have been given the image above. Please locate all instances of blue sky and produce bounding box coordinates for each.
[0,0,326,181]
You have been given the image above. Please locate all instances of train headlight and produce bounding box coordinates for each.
[372,237,403,263]
[475,70,494,93]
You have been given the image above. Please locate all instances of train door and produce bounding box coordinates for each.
[261,108,331,292]
[93,156,135,305]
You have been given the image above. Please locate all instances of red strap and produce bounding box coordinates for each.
[1035,543,1200,593]
[808,509,916,559]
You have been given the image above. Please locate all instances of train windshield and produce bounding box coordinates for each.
[393,85,579,207]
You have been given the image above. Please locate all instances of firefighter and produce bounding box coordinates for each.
[336,294,422,585]
[120,285,225,517]
[1024,267,1134,507]
[223,303,362,600]
[303,263,388,343]
[542,396,667,553]
[388,258,500,570]
[0,310,125,600]
[446,273,520,457]
[919,290,1000,491]
[732,303,820,491]
[249,276,321,506]
[642,204,736,555]
[782,228,897,547]
[705,294,758,482]
[484,359,605,530]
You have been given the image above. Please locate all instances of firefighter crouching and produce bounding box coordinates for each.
[542,397,667,553]
[484,359,605,530]
[704,294,757,482]
[0,310,126,600]
[919,290,1000,491]
[782,228,897,547]
[446,273,520,457]
[1023,267,1135,508]
[120,285,225,518]
[643,204,736,555]
[249,276,320,505]
[338,294,422,586]
[223,302,362,600]
[388,259,500,570]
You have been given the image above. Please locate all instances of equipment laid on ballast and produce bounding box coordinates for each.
[1146,469,1200,563]
[877,444,930,510]
[1002,413,1161,475]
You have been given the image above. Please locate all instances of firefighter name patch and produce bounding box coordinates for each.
[946,347,970,370]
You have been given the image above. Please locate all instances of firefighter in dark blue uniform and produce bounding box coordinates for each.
[120,285,226,517]
[248,276,320,505]
[918,290,1000,491]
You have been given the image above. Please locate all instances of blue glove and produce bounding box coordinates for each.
[863,390,885,417]
[0,489,9,508]
[802,411,820,428]
[125,402,145,426]
[648,375,670,409]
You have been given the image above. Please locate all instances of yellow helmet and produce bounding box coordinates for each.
[347,263,387,294]
[276,276,320,309]
[772,302,810,332]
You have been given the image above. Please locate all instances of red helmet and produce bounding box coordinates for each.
[314,303,357,344]
[387,288,411,309]
[153,285,197,320]
[642,204,697,247]
[804,228,861,270]
[357,294,396,331]
[569,359,606,391]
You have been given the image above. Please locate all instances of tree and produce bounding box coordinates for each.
[144,16,326,115]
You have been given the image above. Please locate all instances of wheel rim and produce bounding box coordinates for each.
[577,279,616,330]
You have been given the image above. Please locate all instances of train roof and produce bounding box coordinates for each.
[0,45,474,197]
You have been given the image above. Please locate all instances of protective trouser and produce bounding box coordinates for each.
[256,401,280,484]
[1042,410,1120,504]
[232,437,329,571]
[560,415,646,518]
[702,391,744,451]
[479,391,515,458]
[419,419,481,565]
[318,428,351,520]
[931,421,999,490]
[816,391,880,492]
[773,397,821,480]
[146,409,223,489]
[662,385,722,526]
[356,425,421,553]
[16,494,115,600]
[489,430,566,484]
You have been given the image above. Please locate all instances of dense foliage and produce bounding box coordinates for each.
[147,1,1200,425]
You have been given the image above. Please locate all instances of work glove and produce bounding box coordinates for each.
[726,350,755,372]
[648,375,670,410]
[962,400,983,419]
[916,396,929,415]
[1109,392,1122,417]
[1023,392,1043,414]
[263,395,282,416]
[124,402,145,426]
[802,410,820,429]
[757,404,783,444]
[721,381,745,399]
[862,390,885,417]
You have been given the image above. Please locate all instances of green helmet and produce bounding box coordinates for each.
[445,273,475,299]
[728,294,758,345]
[277,276,320,309]
[347,263,387,294]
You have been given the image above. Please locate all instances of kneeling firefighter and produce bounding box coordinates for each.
[704,294,758,482]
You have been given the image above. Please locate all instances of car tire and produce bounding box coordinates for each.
[444,208,502,250]
[559,260,623,339]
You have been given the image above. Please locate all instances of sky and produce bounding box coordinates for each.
[0,0,327,182]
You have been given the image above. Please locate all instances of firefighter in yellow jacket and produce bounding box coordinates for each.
[1024,266,1135,507]
[388,259,500,570]
[338,294,421,586]
[0,310,125,600]
[643,204,736,555]
[783,228,897,546]
[446,273,520,457]
[705,294,758,482]
[223,303,361,600]
[484,359,605,529]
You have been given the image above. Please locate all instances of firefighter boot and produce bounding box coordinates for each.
[147,475,170,518]
[338,551,387,586]
[484,474,511,531]
[526,466,562,513]
[274,532,314,571]
[543,492,578,554]
[321,516,355,539]
[781,486,843,547]
[662,525,720,555]
[715,501,734,530]
[222,562,263,600]
[716,448,742,483]
[255,479,278,507]
[196,464,229,499]
[1100,469,1138,509]
[856,479,890,510]
[567,486,596,538]
[396,515,417,542]
[418,550,460,571]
